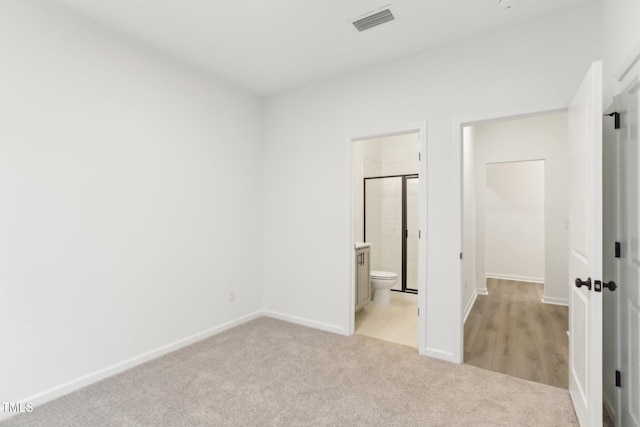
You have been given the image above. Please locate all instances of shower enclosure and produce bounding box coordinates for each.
[364,174,419,293]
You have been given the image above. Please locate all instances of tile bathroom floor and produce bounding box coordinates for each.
[355,291,418,348]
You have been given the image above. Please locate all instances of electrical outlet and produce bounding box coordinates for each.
[229,289,235,302]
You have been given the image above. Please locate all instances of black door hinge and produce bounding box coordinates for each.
[460,252,463,260]
[615,241,621,258]
[616,370,621,387]
[605,112,620,129]
[418,152,421,161]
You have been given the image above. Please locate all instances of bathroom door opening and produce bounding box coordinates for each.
[349,123,427,354]
[364,174,419,294]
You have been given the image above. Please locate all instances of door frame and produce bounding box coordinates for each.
[452,108,567,363]
[608,42,640,427]
[347,121,427,355]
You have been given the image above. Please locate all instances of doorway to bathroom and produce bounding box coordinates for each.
[351,130,422,349]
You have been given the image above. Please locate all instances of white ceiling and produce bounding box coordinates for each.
[52,0,597,96]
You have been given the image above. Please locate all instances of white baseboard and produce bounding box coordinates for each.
[603,392,616,427]
[262,310,346,336]
[1,310,263,423]
[541,296,569,306]
[486,273,544,284]
[424,347,458,363]
[477,288,488,295]
[464,291,479,324]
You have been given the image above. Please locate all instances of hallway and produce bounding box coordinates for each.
[464,279,568,389]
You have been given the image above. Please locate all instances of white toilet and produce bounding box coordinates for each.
[370,271,398,306]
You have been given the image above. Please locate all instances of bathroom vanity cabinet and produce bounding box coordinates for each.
[355,246,370,311]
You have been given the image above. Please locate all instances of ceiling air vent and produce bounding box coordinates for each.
[352,7,396,32]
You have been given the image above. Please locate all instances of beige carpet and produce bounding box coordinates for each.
[4,317,578,426]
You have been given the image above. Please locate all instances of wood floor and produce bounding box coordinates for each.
[464,278,569,389]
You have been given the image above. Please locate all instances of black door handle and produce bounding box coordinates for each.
[575,277,592,290]
[603,281,617,291]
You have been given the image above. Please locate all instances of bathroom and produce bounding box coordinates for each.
[353,131,420,348]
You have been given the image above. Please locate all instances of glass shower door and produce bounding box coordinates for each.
[405,177,419,292]
[365,175,420,293]
[364,177,403,291]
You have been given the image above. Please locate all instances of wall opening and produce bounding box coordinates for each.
[461,111,570,389]
[351,130,422,350]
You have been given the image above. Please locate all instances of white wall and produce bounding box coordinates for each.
[471,113,569,305]
[379,133,420,176]
[364,179,384,276]
[485,160,545,283]
[602,0,640,108]
[263,5,601,360]
[353,139,381,243]
[0,0,263,410]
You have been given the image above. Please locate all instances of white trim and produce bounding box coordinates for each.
[346,132,356,337]
[424,347,457,363]
[453,119,465,365]
[603,391,617,427]
[263,310,346,336]
[463,291,479,324]
[417,123,428,357]
[615,40,640,82]
[477,288,489,295]
[347,121,428,357]
[453,107,568,129]
[485,273,544,284]
[541,296,569,306]
[1,311,263,423]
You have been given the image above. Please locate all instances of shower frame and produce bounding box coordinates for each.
[363,173,419,294]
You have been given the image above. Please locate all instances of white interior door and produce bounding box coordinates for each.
[568,61,603,427]
[616,54,640,427]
